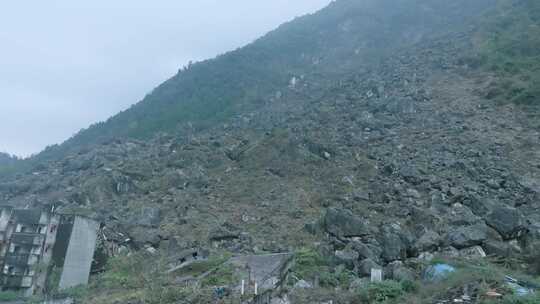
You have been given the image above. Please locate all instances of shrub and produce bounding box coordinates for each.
[496,294,540,304]
[99,255,144,289]
[290,248,326,282]
[201,263,236,287]
[0,291,20,301]
[357,281,405,303]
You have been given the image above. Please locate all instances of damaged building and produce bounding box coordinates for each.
[0,205,99,296]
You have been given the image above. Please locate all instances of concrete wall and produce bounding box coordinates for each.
[33,214,61,295]
[58,217,98,290]
[0,208,12,232]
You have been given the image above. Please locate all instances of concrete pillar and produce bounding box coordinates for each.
[58,217,99,290]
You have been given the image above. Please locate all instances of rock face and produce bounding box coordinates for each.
[135,207,161,228]
[358,259,381,277]
[334,247,359,270]
[486,206,525,240]
[323,208,370,238]
[415,231,441,252]
[445,225,488,249]
[380,232,407,262]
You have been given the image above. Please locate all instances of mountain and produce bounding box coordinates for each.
[1,0,540,303]
[0,152,21,175]
[10,0,496,169]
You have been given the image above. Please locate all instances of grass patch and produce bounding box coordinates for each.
[356,280,406,303]
[171,255,230,278]
[200,263,236,287]
[0,291,20,301]
[289,247,355,288]
[474,0,540,106]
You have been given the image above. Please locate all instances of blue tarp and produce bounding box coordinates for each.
[423,264,456,282]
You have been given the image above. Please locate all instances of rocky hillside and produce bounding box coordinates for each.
[2,0,498,176]
[1,0,540,303]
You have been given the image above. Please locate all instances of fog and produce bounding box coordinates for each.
[0,0,331,157]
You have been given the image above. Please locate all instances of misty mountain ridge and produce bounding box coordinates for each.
[0,0,540,303]
[4,0,502,170]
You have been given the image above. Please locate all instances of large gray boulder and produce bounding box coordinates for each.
[520,223,540,251]
[445,224,488,249]
[414,230,441,252]
[323,208,371,237]
[449,204,481,226]
[358,258,381,277]
[351,240,381,261]
[486,206,525,240]
[334,245,360,270]
[483,240,522,257]
[380,232,408,262]
[386,261,416,282]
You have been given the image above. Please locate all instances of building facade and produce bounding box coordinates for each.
[0,206,98,296]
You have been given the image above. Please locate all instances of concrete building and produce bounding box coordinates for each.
[0,206,98,297]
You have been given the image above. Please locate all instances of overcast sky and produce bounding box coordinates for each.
[0,0,331,157]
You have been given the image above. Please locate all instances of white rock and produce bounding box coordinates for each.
[294,279,313,289]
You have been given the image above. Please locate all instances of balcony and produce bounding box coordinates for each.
[5,254,30,266]
[11,232,45,246]
[3,274,33,288]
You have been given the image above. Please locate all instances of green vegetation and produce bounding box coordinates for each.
[290,252,540,304]
[77,253,232,304]
[357,280,406,303]
[0,291,20,301]
[200,263,236,287]
[475,0,540,106]
[494,294,540,304]
[290,248,355,288]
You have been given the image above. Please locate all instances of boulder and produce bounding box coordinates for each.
[449,204,481,226]
[418,252,435,262]
[129,227,161,247]
[483,240,522,257]
[486,206,525,240]
[445,224,488,249]
[323,208,370,237]
[386,261,415,282]
[380,232,407,262]
[415,230,441,252]
[399,165,423,185]
[335,246,360,270]
[438,246,460,258]
[358,259,381,277]
[462,196,494,217]
[521,223,540,251]
[518,176,540,194]
[458,246,486,259]
[351,240,381,261]
[294,280,313,289]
